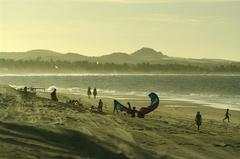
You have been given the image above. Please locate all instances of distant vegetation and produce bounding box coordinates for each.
[1,58,240,74]
[1,47,240,74]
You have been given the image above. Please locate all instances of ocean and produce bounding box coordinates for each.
[0,74,240,111]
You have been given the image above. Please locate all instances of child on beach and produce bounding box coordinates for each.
[195,112,202,131]
[223,108,231,122]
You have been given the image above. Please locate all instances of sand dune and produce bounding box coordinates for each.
[0,85,239,159]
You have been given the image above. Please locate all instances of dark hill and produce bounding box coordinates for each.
[0,48,234,65]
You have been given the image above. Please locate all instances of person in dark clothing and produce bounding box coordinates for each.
[223,108,231,122]
[23,86,28,93]
[93,88,97,99]
[87,87,92,99]
[195,111,202,131]
[51,88,58,102]
[98,99,103,112]
[127,102,132,115]
[22,86,28,102]
[23,86,28,97]
[131,107,137,118]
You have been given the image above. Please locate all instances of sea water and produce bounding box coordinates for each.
[0,74,240,111]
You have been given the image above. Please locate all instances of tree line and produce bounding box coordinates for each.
[0,58,240,74]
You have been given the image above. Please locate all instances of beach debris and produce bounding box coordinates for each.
[214,142,231,147]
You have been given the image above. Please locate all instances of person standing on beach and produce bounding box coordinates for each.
[195,112,202,131]
[87,87,92,99]
[23,86,28,94]
[98,99,103,112]
[51,88,58,102]
[23,86,28,97]
[22,86,28,102]
[127,102,132,115]
[93,88,97,99]
[131,107,137,118]
[223,108,231,122]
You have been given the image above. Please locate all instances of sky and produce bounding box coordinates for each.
[0,0,240,60]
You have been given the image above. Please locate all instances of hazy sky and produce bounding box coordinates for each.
[0,0,240,60]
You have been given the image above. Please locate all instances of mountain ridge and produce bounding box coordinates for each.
[0,47,236,65]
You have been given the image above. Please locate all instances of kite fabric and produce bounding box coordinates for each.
[113,92,160,118]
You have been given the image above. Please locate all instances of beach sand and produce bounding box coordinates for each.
[0,85,239,159]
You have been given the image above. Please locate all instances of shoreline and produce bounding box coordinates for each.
[7,83,240,112]
[13,83,238,113]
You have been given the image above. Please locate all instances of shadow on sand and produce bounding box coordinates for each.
[0,121,128,159]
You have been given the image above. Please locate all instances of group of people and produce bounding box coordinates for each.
[51,88,102,111]
[195,108,231,131]
[87,87,98,99]
[50,88,232,131]
[50,88,103,112]
[50,87,99,101]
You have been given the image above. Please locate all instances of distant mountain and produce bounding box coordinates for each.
[0,49,90,62]
[0,47,168,64]
[132,47,167,59]
[97,48,168,64]
[99,52,138,64]
[0,47,235,65]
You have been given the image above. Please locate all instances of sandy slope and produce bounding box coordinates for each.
[0,85,239,159]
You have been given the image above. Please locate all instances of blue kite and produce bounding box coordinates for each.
[113,92,160,118]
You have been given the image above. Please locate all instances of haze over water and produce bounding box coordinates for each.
[1,74,240,111]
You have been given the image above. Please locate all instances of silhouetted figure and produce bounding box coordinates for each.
[127,102,132,115]
[131,107,137,118]
[93,88,97,99]
[23,86,28,96]
[98,99,103,112]
[87,87,92,99]
[223,109,231,122]
[23,86,28,93]
[51,88,58,102]
[195,112,202,131]
[22,86,28,102]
